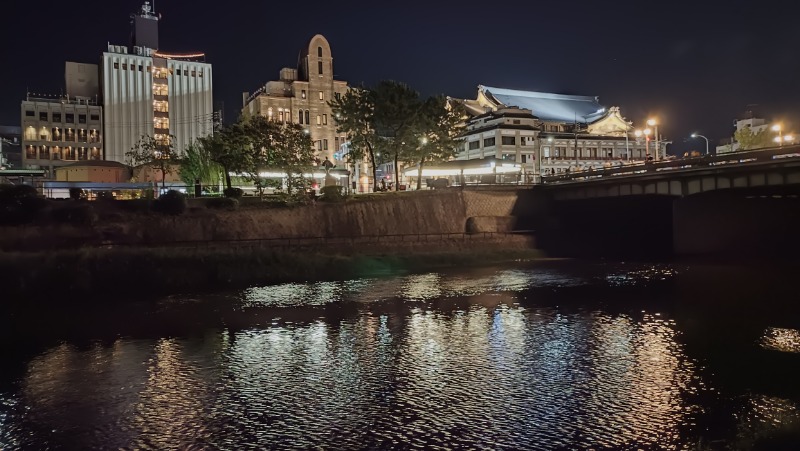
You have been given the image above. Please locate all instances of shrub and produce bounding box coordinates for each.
[0,184,38,200]
[319,185,344,202]
[0,185,49,224]
[206,197,239,211]
[152,190,187,215]
[51,203,97,226]
[224,187,243,198]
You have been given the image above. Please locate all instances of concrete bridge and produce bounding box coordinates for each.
[517,145,800,259]
[540,145,800,200]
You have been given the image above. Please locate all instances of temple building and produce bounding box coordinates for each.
[449,85,649,180]
[242,34,349,162]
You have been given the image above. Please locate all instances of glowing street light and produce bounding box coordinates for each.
[690,133,710,155]
[772,124,783,146]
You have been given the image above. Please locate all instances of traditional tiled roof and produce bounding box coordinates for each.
[480,85,607,124]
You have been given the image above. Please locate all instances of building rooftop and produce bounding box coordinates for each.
[479,85,607,124]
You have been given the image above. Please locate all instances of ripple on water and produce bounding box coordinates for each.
[1,264,725,450]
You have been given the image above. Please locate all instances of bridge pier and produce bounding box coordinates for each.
[673,188,800,259]
[536,195,674,259]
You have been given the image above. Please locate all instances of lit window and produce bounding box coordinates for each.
[301,90,306,99]
[316,115,321,125]
[319,91,324,101]
[323,114,327,125]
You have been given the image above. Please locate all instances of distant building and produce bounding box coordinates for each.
[449,85,648,180]
[716,112,773,154]
[102,1,213,163]
[21,92,104,175]
[55,160,131,183]
[0,125,21,169]
[19,1,213,176]
[242,34,349,162]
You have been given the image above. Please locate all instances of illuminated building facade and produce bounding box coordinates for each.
[21,94,104,174]
[450,85,649,180]
[242,34,349,163]
[101,2,213,163]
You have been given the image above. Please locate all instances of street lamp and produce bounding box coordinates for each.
[772,124,783,146]
[690,133,710,155]
[647,118,660,160]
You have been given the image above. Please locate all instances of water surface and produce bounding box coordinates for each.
[2,260,800,449]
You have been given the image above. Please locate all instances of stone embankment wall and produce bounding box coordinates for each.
[0,189,533,251]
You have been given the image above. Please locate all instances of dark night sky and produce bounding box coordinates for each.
[3,0,799,154]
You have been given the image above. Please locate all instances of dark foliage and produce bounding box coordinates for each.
[206,197,239,211]
[224,187,243,198]
[319,185,344,202]
[0,185,49,224]
[152,190,187,215]
[51,203,98,226]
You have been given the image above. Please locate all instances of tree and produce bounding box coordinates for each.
[330,85,380,192]
[372,80,424,190]
[126,134,182,192]
[406,96,465,190]
[179,140,222,188]
[239,114,277,198]
[272,123,315,194]
[202,119,250,190]
[735,126,773,150]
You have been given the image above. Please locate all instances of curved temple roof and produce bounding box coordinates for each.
[480,85,607,124]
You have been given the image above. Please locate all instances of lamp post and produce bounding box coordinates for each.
[647,118,660,160]
[636,128,652,160]
[690,133,709,155]
[624,122,631,161]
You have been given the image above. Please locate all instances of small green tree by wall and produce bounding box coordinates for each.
[126,134,182,192]
[179,140,222,188]
[735,127,773,150]
[330,86,380,192]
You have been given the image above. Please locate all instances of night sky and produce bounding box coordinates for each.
[3,0,799,154]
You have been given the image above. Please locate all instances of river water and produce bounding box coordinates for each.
[2,260,800,450]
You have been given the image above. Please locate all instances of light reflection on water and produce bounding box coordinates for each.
[2,263,800,449]
[760,327,800,354]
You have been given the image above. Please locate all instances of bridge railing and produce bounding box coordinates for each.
[541,144,800,184]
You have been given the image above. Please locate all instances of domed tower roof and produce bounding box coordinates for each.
[297,34,332,81]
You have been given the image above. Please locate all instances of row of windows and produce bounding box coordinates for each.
[468,137,639,151]
[25,126,100,143]
[299,90,330,101]
[25,111,99,123]
[468,136,535,149]
[111,63,205,77]
[25,145,101,161]
[543,146,646,159]
[315,137,347,151]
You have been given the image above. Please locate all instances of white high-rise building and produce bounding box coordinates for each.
[101,2,213,163]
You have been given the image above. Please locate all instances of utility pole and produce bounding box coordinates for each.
[573,113,580,166]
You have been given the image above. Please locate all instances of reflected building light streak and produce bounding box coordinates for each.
[759,327,800,353]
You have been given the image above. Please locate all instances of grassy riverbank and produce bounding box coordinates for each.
[1,245,544,304]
